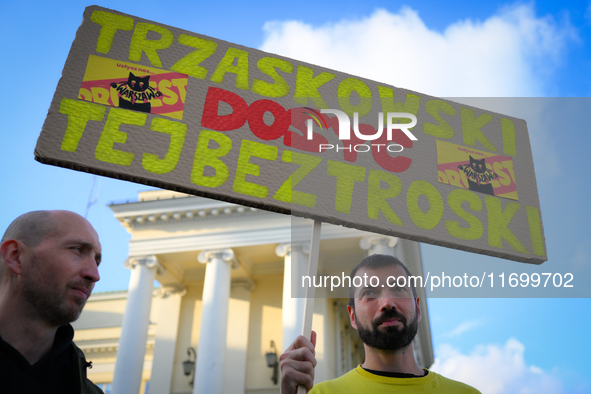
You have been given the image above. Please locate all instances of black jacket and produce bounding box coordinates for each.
[73,343,105,394]
[0,324,104,394]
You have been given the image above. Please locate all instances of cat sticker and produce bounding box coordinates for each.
[78,55,189,120]
[110,72,163,113]
[458,155,499,195]
[436,140,518,200]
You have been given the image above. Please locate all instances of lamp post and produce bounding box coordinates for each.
[265,341,279,385]
[183,347,196,387]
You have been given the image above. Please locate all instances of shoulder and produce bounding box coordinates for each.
[311,367,481,394]
[71,343,105,394]
[311,366,421,393]
[72,343,86,360]
[310,369,361,394]
[428,371,481,393]
[71,342,92,370]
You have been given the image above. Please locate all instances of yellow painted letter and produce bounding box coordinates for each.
[460,108,498,152]
[252,57,293,98]
[294,66,335,109]
[210,47,250,91]
[326,161,366,214]
[233,140,278,198]
[171,34,217,79]
[485,196,528,253]
[407,180,444,230]
[526,206,545,256]
[191,130,232,188]
[367,170,403,226]
[95,108,146,166]
[423,99,456,139]
[129,23,174,68]
[59,99,106,152]
[273,150,321,207]
[91,10,134,54]
[445,189,483,240]
[338,78,372,118]
[142,118,187,174]
[378,86,420,125]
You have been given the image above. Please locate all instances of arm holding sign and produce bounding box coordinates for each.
[280,331,317,394]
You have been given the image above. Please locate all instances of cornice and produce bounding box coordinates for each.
[109,195,269,230]
[128,220,373,256]
[110,194,381,257]
[86,290,128,302]
[78,339,155,354]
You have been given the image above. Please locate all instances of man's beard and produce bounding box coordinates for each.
[355,306,419,351]
[21,255,87,326]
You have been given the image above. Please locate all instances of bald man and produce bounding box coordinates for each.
[0,210,104,394]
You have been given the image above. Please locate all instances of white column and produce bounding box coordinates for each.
[334,302,343,377]
[112,256,164,394]
[148,285,186,394]
[194,249,237,394]
[312,298,328,383]
[344,326,352,372]
[359,235,397,256]
[277,243,309,352]
[223,279,255,394]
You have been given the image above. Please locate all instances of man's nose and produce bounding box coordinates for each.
[82,257,100,283]
[378,297,397,311]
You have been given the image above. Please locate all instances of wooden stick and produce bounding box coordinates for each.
[297,220,322,394]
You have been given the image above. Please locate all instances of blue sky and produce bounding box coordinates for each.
[2,1,591,392]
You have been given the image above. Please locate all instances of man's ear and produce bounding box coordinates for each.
[0,240,25,276]
[415,297,421,323]
[347,304,358,330]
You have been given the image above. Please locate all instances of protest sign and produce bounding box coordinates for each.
[35,6,546,264]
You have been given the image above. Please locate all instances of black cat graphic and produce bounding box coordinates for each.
[110,72,162,113]
[458,155,499,195]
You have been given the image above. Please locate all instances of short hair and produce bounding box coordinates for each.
[0,211,57,279]
[347,254,417,310]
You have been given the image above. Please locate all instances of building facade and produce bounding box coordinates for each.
[72,190,434,394]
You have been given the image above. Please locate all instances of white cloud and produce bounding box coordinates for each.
[259,4,576,96]
[446,318,486,338]
[431,338,564,394]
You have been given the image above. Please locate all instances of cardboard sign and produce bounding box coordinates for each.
[35,6,547,264]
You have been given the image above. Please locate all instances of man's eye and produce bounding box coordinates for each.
[391,286,408,294]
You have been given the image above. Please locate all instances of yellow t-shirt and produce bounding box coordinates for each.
[310,366,481,393]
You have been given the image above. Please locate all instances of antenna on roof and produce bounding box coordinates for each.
[84,175,102,218]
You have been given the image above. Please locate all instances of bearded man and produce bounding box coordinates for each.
[280,254,481,393]
[0,210,104,394]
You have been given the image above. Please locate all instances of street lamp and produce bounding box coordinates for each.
[265,340,279,385]
[183,347,196,387]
